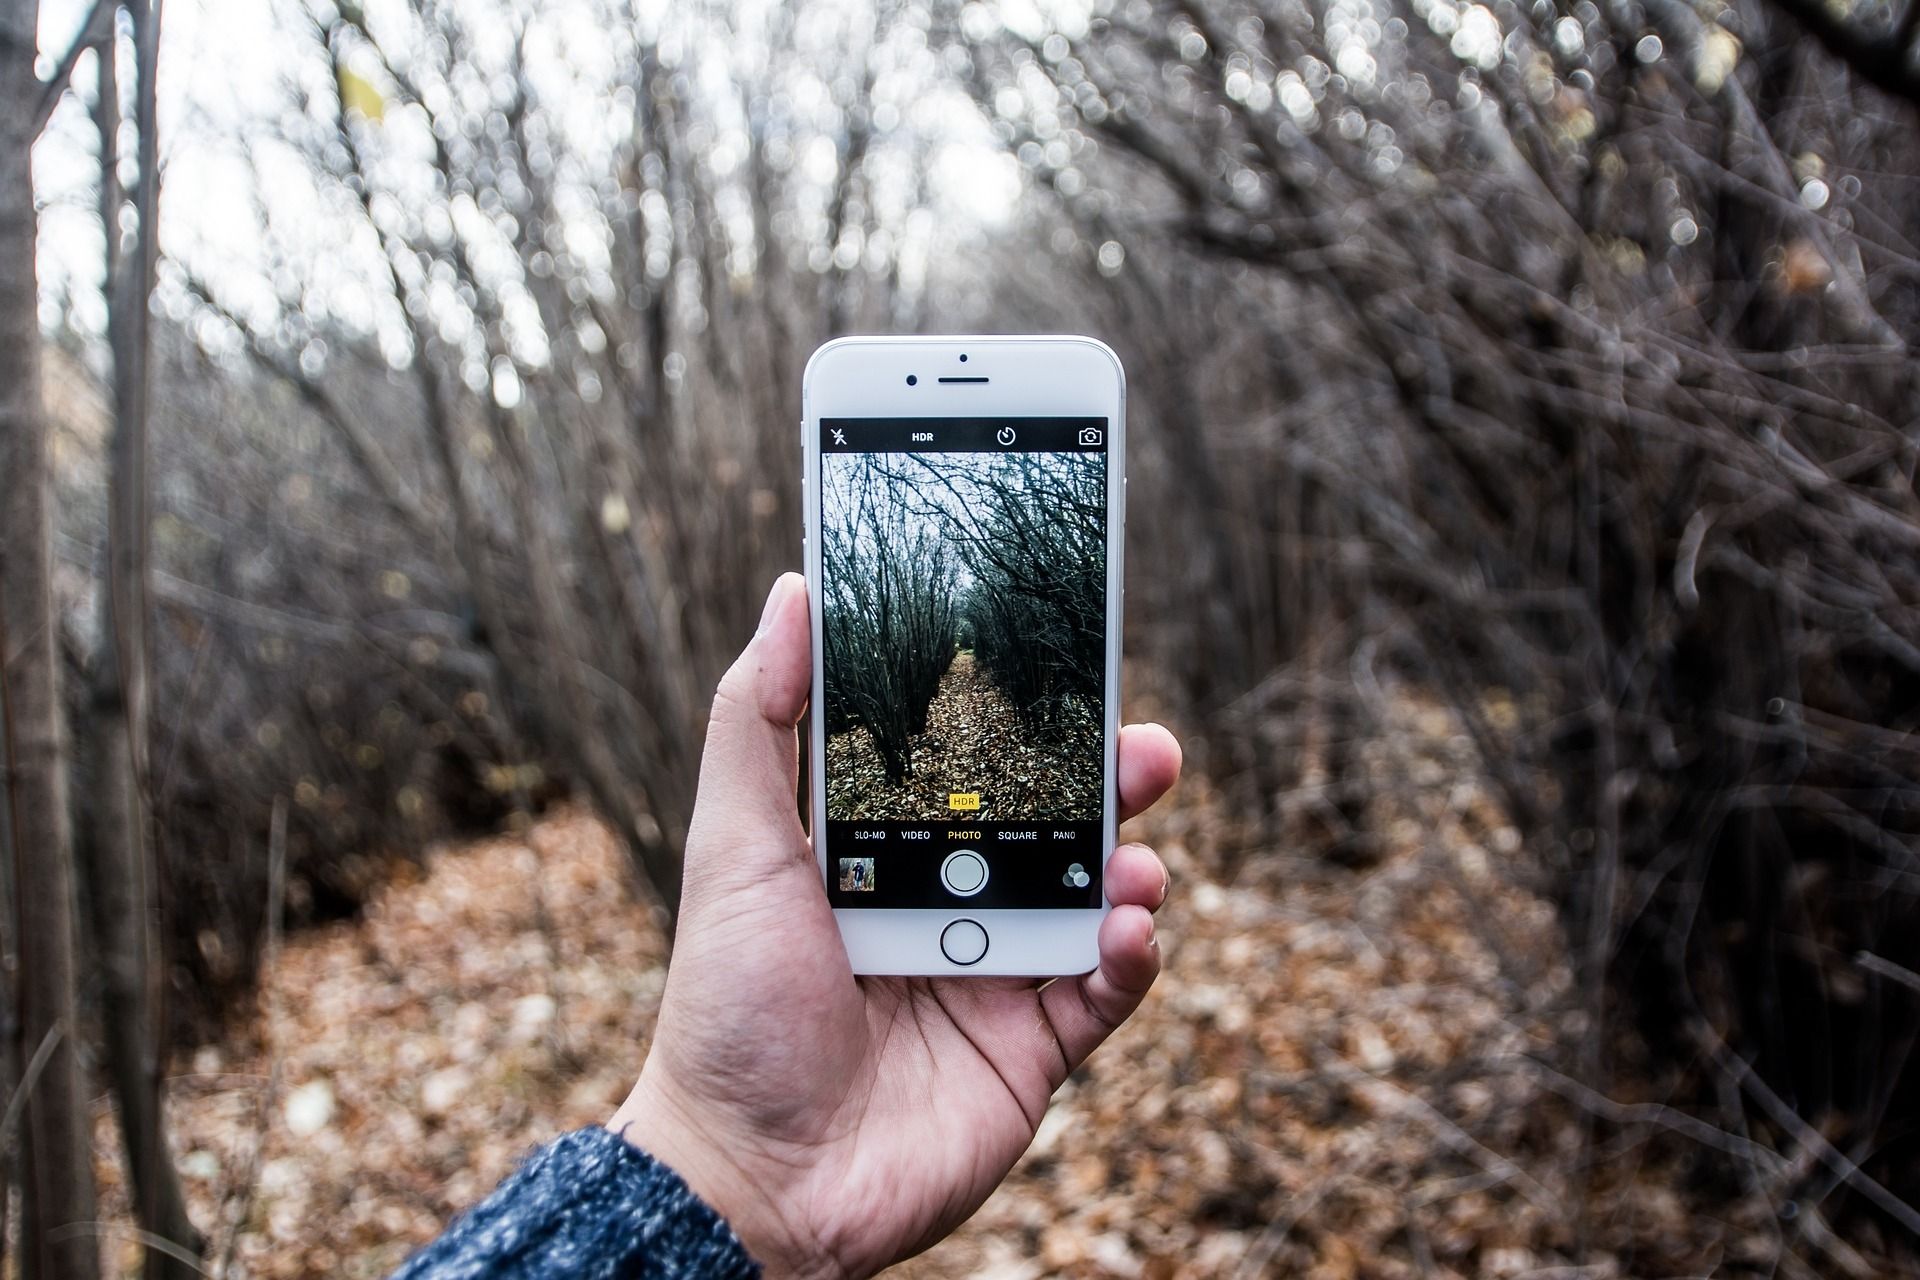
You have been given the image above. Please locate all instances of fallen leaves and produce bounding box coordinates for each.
[826,652,1102,823]
[82,689,1911,1278]
[91,816,665,1278]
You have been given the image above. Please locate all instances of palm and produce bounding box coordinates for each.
[647,848,1082,1273]
[804,978,1076,1271]
[611,576,1177,1278]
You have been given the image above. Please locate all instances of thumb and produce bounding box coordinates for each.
[683,573,813,881]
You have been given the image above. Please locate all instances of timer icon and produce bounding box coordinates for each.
[995,426,1017,447]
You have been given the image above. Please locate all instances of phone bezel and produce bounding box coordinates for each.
[802,334,1127,976]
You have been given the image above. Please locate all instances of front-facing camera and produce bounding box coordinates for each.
[906,375,918,386]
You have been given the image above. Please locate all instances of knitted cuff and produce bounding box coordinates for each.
[389,1126,761,1279]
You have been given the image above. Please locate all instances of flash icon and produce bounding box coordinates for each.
[831,428,847,446]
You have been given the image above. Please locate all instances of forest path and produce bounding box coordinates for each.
[824,651,1102,823]
[89,696,1782,1278]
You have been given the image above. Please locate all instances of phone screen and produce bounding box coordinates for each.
[818,416,1111,910]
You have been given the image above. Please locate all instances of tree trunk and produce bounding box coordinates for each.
[0,0,104,1274]
[83,3,204,1274]
[0,719,15,1280]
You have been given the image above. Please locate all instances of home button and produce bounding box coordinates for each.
[940,918,989,966]
[940,849,988,897]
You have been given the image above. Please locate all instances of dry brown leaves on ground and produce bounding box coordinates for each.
[826,652,1101,823]
[90,818,665,1277]
[88,691,1902,1277]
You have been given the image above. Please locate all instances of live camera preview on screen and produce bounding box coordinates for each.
[819,417,1109,911]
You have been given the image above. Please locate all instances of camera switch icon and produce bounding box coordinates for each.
[1078,427,1103,447]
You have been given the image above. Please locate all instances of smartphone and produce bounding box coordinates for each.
[801,335,1125,975]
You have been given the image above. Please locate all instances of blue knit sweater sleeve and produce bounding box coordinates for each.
[388,1127,762,1279]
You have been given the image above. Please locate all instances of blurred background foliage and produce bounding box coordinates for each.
[7,0,1920,1272]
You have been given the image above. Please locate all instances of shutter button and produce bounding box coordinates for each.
[940,849,988,897]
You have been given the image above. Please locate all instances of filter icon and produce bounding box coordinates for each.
[1062,862,1091,889]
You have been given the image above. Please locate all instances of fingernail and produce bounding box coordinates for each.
[757,576,788,635]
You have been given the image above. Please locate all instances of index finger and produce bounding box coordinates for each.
[1118,722,1181,823]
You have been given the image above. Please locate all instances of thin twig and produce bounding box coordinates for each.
[216,797,287,1280]
[1855,950,1920,995]
[1698,1024,1920,1239]
[0,1020,66,1146]
[47,1222,215,1276]
[1521,1056,1788,1173]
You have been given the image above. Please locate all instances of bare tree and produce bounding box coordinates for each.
[958,0,1920,1243]
[942,453,1105,727]
[0,0,103,1271]
[822,455,959,782]
[164,0,951,926]
[77,1,204,1272]
[0,677,12,1280]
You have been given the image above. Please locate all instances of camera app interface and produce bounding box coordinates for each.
[819,417,1109,910]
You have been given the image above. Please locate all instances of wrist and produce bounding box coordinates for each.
[608,1077,841,1280]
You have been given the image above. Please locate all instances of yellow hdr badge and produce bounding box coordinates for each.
[948,793,981,812]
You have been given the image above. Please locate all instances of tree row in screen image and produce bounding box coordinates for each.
[822,450,1106,823]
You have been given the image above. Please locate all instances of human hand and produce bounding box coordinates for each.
[608,573,1180,1279]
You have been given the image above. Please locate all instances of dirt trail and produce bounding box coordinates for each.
[824,651,1101,823]
[86,693,1820,1278]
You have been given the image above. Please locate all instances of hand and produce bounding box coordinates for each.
[608,573,1181,1278]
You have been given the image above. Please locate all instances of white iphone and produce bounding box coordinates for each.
[802,335,1126,975]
